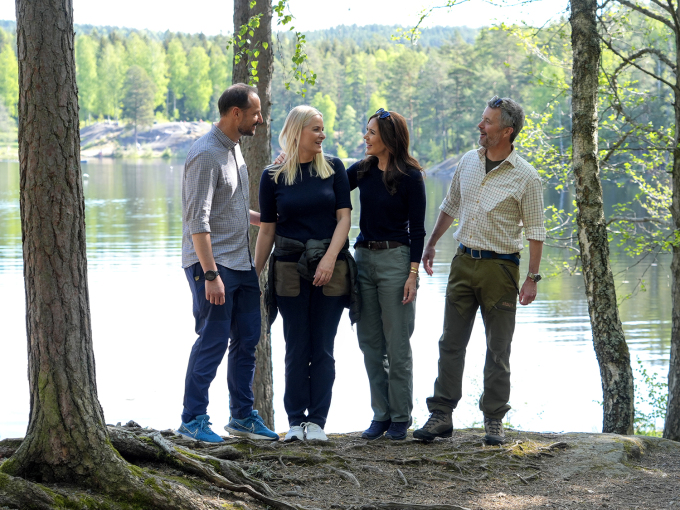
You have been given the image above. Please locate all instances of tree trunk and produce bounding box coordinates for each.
[3,0,139,486]
[663,31,680,440]
[570,0,635,435]
[233,0,275,428]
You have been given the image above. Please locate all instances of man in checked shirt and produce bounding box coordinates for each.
[177,83,278,442]
[413,96,546,445]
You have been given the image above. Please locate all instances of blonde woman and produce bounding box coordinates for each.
[255,106,356,442]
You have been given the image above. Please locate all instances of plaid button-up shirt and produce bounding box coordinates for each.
[182,124,253,270]
[440,146,546,254]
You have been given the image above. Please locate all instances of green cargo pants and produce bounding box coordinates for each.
[426,248,520,421]
[355,245,415,423]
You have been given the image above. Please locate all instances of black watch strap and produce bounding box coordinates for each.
[204,269,220,281]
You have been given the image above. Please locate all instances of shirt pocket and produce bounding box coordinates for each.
[323,260,350,297]
[275,261,300,297]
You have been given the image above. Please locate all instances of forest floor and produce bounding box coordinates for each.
[3,425,677,510]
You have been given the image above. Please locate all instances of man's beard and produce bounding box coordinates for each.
[479,131,501,148]
[238,123,257,137]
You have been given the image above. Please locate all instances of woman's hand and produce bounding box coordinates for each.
[313,252,337,286]
[402,272,418,304]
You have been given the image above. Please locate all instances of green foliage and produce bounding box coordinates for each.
[184,47,212,120]
[122,65,156,133]
[166,38,188,118]
[634,359,668,436]
[310,92,337,137]
[0,30,18,118]
[336,105,363,156]
[75,35,99,120]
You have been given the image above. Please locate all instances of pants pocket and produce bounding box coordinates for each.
[275,261,300,297]
[498,262,520,295]
[323,260,350,296]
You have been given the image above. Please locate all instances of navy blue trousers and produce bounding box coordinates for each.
[182,263,261,423]
[277,277,347,428]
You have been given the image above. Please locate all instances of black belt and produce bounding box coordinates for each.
[355,240,406,250]
[459,243,520,266]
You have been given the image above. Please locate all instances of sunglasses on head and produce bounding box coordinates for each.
[491,97,503,108]
[376,108,391,119]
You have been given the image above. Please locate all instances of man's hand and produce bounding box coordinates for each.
[519,278,537,306]
[422,245,436,276]
[313,253,336,286]
[206,277,225,305]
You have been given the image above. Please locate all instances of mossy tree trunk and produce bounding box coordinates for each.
[570,0,635,435]
[233,0,276,428]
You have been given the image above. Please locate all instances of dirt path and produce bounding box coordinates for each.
[144,428,680,509]
[2,426,678,509]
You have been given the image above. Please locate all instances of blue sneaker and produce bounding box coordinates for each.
[225,410,279,441]
[176,414,224,443]
[361,420,391,440]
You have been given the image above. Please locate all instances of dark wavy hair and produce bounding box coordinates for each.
[358,110,423,194]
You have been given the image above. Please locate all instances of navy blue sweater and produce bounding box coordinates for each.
[259,157,352,243]
[346,161,426,263]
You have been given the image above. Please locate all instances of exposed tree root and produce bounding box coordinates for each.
[0,425,578,510]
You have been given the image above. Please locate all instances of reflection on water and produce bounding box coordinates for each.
[0,159,671,438]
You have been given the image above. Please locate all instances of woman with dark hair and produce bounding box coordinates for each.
[348,108,426,441]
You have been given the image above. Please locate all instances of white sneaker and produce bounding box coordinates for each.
[284,425,304,442]
[303,422,328,441]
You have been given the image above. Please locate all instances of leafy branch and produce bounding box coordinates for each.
[227,0,316,96]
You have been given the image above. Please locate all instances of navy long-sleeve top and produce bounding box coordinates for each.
[346,161,426,263]
[259,157,352,243]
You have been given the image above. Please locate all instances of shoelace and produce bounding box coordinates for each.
[197,417,213,432]
[425,411,447,428]
[486,419,502,435]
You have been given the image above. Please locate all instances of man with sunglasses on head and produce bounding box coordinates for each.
[414,96,546,445]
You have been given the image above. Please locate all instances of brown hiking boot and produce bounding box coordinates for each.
[484,417,505,445]
[413,410,453,441]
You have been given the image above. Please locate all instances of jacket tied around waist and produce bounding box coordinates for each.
[264,234,361,326]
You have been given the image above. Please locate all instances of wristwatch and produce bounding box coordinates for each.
[527,272,542,283]
[204,269,220,281]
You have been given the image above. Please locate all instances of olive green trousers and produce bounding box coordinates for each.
[356,245,415,423]
[426,249,520,421]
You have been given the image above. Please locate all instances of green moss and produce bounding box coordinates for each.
[177,448,207,462]
[0,457,18,475]
[144,477,158,488]
[127,463,145,477]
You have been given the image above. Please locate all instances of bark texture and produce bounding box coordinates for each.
[664,9,680,440]
[570,0,635,435]
[233,0,276,428]
[5,6,201,508]
[7,0,132,485]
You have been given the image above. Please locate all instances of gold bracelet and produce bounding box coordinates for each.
[409,267,419,275]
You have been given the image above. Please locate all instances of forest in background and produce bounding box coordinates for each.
[0,15,672,168]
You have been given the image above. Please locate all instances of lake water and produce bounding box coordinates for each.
[0,159,671,439]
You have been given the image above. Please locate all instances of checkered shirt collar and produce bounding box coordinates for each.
[211,123,239,151]
[476,145,518,169]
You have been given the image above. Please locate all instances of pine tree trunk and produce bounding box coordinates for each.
[570,0,635,435]
[663,34,680,440]
[233,0,275,428]
[6,0,131,486]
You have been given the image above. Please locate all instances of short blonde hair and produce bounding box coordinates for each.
[271,105,334,185]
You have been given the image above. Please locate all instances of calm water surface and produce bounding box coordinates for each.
[0,159,671,438]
